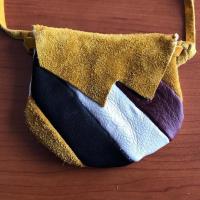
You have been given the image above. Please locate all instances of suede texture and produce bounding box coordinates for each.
[0,0,33,41]
[162,55,183,99]
[117,81,184,140]
[34,25,178,106]
[0,0,196,102]
[31,54,133,167]
[25,97,84,167]
[0,0,197,168]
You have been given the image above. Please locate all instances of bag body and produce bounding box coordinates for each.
[0,0,197,168]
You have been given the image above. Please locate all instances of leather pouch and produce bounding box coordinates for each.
[0,0,197,167]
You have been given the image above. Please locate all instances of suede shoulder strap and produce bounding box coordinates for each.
[0,0,34,50]
[0,0,196,58]
[0,0,32,39]
[176,0,196,65]
[185,0,196,44]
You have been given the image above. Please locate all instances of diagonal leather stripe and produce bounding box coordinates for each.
[31,53,133,168]
[73,84,169,162]
[116,81,184,140]
[25,97,84,167]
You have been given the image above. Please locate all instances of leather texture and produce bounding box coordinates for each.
[25,97,84,167]
[0,0,197,168]
[72,83,170,162]
[117,81,184,139]
[31,53,133,168]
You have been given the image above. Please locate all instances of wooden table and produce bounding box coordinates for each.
[0,0,200,199]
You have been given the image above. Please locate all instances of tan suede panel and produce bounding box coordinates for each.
[34,25,178,106]
[25,96,84,167]
[163,55,183,100]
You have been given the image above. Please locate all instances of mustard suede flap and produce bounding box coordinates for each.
[34,25,178,106]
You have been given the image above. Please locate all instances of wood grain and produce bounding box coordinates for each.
[0,0,200,199]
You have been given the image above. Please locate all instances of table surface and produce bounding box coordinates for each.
[0,0,200,199]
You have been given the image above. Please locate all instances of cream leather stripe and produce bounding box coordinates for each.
[73,84,169,162]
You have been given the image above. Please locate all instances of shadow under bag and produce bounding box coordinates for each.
[0,0,197,167]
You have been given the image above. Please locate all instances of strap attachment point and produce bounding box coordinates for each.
[0,0,34,50]
[176,0,197,64]
[0,0,197,57]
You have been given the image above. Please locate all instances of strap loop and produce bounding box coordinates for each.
[176,0,196,65]
[0,0,197,58]
[0,0,34,50]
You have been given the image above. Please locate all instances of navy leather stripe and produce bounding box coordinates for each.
[31,53,132,168]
